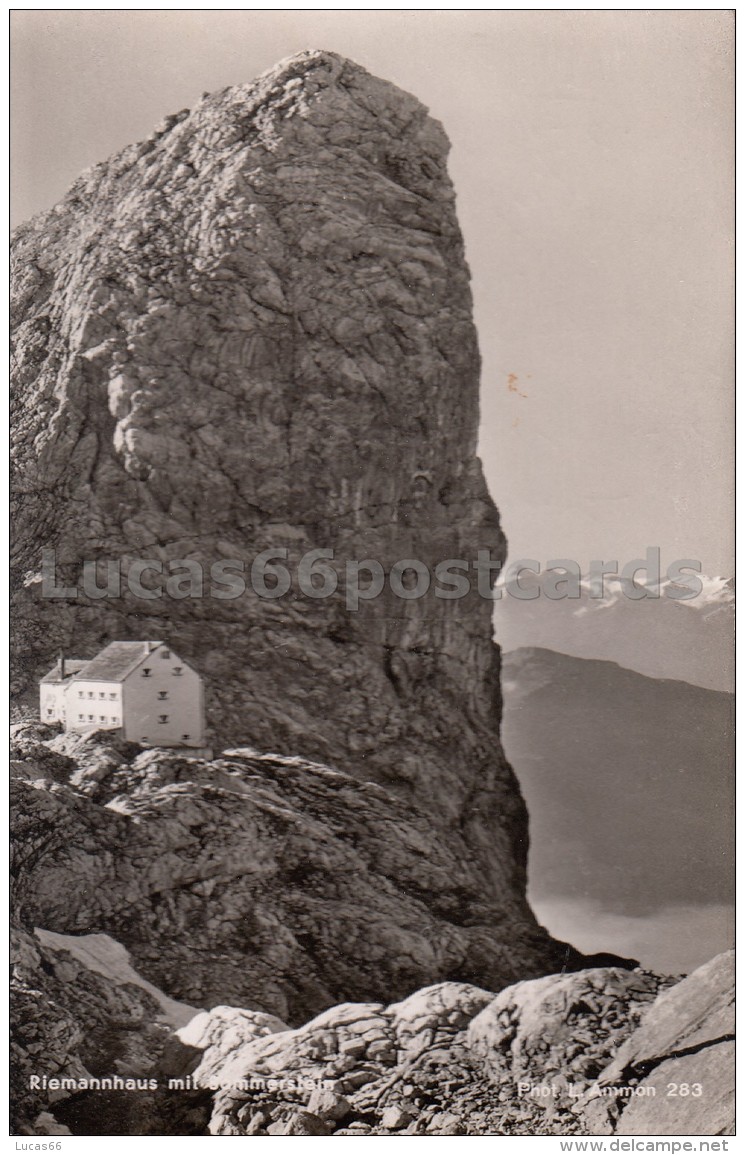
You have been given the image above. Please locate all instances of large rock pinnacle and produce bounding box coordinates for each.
[11,52,584,1008]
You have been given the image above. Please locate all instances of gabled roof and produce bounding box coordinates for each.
[74,641,166,683]
[40,660,88,684]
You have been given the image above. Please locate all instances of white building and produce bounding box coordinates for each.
[39,641,205,748]
[39,657,88,724]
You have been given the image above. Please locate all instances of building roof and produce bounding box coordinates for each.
[40,660,88,684]
[74,641,166,683]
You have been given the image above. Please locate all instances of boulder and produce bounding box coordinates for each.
[578,952,734,1135]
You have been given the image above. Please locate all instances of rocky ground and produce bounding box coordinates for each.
[11,724,733,1136]
[13,913,733,1136]
[12,723,592,1027]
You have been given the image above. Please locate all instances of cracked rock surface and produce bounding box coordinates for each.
[11,726,583,1033]
[24,937,722,1138]
[577,951,735,1135]
[180,957,734,1137]
[11,730,732,1137]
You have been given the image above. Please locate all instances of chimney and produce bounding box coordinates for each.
[58,651,65,680]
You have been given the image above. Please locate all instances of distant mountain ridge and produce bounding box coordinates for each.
[500,646,734,971]
[494,575,734,692]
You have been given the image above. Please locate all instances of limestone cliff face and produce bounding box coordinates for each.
[11,51,523,890]
[9,52,601,1054]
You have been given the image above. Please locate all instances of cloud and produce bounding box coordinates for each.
[531,895,734,975]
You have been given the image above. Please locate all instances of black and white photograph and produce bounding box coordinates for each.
[10,9,734,1141]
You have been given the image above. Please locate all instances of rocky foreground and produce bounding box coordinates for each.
[13,922,733,1136]
[11,725,733,1136]
[12,724,592,1025]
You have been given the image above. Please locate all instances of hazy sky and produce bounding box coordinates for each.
[11,10,734,575]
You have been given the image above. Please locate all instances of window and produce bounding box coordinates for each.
[182,734,190,741]
[78,691,83,698]
[88,691,93,698]
[100,715,106,723]
[112,717,120,725]
[46,708,53,715]
[109,692,116,700]
[172,667,183,676]
[88,714,94,721]
[78,713,84,721]
[99,692,105,699]
[160,649,171,659]
[141,736,149,743]
[157,691,168,700]
[158,714,169,724]
[142,668,152,677]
